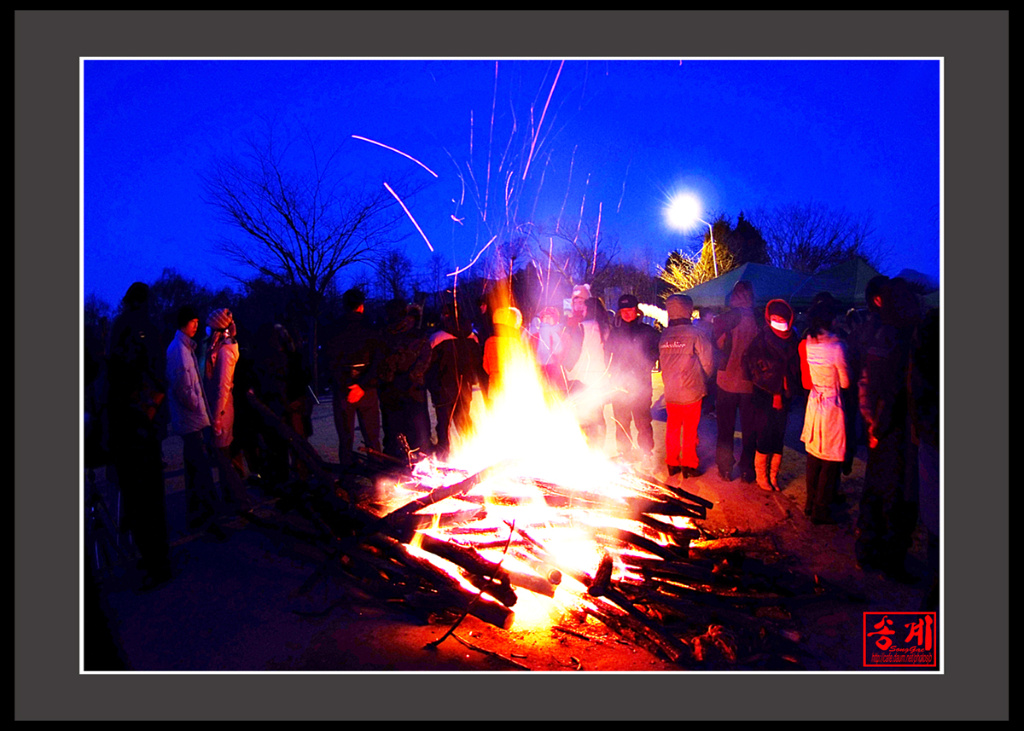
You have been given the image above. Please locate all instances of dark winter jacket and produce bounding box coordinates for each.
[379,315,431,406]
[325,311,384,392]
[606,317,660,399]
[712,303,759,395]
[742,300,800,402]
[426,322,482,406]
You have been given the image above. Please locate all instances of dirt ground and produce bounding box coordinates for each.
[85,376,937,676]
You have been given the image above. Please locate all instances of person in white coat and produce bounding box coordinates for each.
[799,299,850,524]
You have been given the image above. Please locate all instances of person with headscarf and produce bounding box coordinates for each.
[659,294,714,478]
[203,308,252,514]
[742,298,801,491]
[711,280,759,482]
[798,298,850,524]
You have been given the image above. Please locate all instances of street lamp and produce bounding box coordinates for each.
[665,193,718,278]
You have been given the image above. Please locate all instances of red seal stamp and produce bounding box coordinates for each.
[863,612,938,668]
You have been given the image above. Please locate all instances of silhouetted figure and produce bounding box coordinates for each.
[845,275,890,476]
[326,289,383,467]
[379,298,432,459]
[856,277,922,582]
[910,305,940,607]
[106,282,172,587]
[426,304,481,459]
[251,322,295,487]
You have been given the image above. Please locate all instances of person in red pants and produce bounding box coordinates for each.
[658,294,714,478]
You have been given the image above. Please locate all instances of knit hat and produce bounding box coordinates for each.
[571,283,592,301]
[207,308,233,331]
[665,294,693,321]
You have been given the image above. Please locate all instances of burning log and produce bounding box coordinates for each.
[594,527,690,562]
[509,547,562,585]
[583,595,691,666]
[382,462,512,524]
[618,556,718,585]
[363,534,516,630]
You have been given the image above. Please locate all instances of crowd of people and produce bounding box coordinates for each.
[88,274,938,594]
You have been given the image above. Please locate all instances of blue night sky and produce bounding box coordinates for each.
[83,57,940,307]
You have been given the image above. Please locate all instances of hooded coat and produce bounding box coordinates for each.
[742,299,800,402]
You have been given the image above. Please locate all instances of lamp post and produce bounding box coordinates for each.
[665,193,718,278]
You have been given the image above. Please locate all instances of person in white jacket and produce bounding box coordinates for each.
[166,305,225,538]
[799,298,850,524]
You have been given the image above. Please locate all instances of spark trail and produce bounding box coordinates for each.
[352,135,439,178]
[521,60,564,183]
[383,181,434,253]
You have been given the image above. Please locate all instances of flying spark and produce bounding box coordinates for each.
[521,60,564,182]
[352,135,438,178]
[383,181,434,253]
[448,236,497,277]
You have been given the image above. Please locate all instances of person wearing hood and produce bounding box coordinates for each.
[606,293,661,466]
[659,294,714,478]
[566,283,592,329]
[326,288,384,467]
[203,308,252,514]
[798,298,850,524]
[426,303,483,459]
[482,305,524,399]
[711,280,759,483]
[742,298,801,491]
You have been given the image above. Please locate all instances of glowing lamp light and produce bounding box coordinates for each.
[664,193,719,277]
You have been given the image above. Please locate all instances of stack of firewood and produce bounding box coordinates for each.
[248,393,816,669]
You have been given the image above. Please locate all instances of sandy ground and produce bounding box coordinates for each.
[84,374,937,675]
